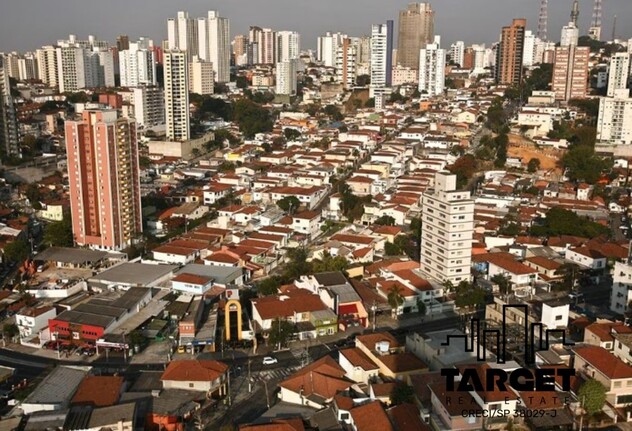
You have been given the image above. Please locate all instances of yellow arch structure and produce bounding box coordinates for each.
[224,299,242,341]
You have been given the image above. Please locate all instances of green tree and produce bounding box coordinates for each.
[323,105,344,121]
[527,158,541,173]
[3,239,29,263]
[416,298,427,316]
[277,196,301,214]
[284,128,301,141]
[312,254,349,273]
[375,215,396,226]
[490,274,512,296]
[530,207,610,238]
[257,277,281,296]
[25,184,42,210]
[410,217,422,241]
[390,383,415,405]
[2,323,19,340]
[384,241,402,256]
[454,281,486,309]
[43,217,74,247]
[562,144,611,184]
[554,262,580,290]
[284,247,313,280]
[233,99,273,138]
[268,319,297,349]
[578,379,607,416]
[235,76,249,89]
[356,75,370,86]
[387,285,405,315]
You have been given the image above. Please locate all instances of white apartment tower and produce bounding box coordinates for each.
[597,89,632,145]
[450,41,465,67]
[164,50,190,141]
[132,86,165,128]
[277,31,300,62]
[167,11,198,60]
[275,60,297,95]
[369,21,394,98]
[36,46,59,88]
[56,46,86,93]
[607,53,631,97]
[119,38,156,87]
[318,32,346,67]
[522,31,537,67]
[198,11,230,83]
[418,36,445,97]
[420,171,474,284]
[189,57,214,95]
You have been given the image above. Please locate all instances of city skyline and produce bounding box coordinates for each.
[1,0,631,53]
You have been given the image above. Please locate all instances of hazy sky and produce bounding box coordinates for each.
[1,0,631,52]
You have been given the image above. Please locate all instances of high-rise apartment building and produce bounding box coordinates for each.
[258,28,277,65]
[418,36,445,96]
[0,57,19,161]
[197,11,230,83]
[119,38,156,87]
[607,53,631,97]
[36,46,59,88]
[370,21,394,98]
[167,11,198,60]
[277,31,300,62]
[65,110,142,250]
[335,38,357,89]
[275,60,297,95]
[522,31,537,67]
[597,89,632,145]
[397,3,434,70]
[233,35,248,66]
[132,86,165,128]
[336,38,357,90]
[116,35,130,51]
[56,46,86,92]
[164,50,190,141]
[496,18,526,85]
[419,171,474,284]
[317,32,346,67]
[355,36,372,76]
[17,54,38,81]
[552,45,589,101]
[450,41,464,67]
[189,56,214,95]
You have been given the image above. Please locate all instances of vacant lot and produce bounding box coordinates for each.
[507,134,563,172]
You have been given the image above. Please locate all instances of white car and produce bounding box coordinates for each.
[262,356,278,365]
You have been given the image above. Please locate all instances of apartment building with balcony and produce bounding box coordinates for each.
[65,110,142,250]
[419,171,474,284]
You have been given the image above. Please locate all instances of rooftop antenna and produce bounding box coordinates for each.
[537,0,549,41]
[611,14,617,41]
[571,0,580,27]
[589,0,603,40]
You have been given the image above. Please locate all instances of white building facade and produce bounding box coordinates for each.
[418,36,445,97]
[419,171,474,284]
[164,49,190,141]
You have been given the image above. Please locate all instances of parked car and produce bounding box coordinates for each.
[262,356,278,365]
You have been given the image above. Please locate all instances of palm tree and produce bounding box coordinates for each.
[387,285,405,318]
[555,262,580,290]
[490,274,512,296]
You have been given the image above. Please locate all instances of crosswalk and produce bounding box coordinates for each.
[254,366,299,382]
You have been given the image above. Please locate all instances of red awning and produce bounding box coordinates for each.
[338,304,358,315]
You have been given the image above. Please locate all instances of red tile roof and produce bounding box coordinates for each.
[574,346,632,379]
[71,376,123,407]
[350,401,394,431]
[161,360,229,382]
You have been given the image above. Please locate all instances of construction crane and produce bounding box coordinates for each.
[537,0,548,41]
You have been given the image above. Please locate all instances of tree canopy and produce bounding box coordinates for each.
[277,196,301,214]
[3,239,29,263]
[268,319,297,349]
[562,144,611,184]
[530,207,610,238]
[43,217,74,247]
[233,99,273,138]
[578,379,606,416]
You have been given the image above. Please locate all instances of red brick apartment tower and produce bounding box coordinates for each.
[65,110,142,250]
